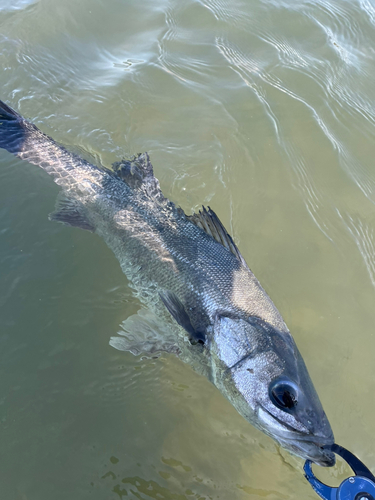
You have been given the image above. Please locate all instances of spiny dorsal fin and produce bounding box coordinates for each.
[112,153,166,203]
[188,206,248,268]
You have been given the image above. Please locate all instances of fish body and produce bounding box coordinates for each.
[0,100,334,466]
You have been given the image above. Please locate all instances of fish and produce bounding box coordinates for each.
[0,99,335,466]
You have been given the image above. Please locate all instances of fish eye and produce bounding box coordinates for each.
[269,379,298,410]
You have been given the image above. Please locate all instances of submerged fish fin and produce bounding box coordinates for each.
[159,290,205,345]
[188,206,249,268]
[109,308,180,356]
[49,194,95,232]
[112,153,166,203]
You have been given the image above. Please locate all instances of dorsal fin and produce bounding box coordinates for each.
[188,206,249,268]
[112,153,166,203]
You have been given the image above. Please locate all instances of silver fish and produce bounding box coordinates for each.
[0,100,334,466]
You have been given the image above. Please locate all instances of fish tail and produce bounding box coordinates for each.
[0,99,26,155]
[0,99,94,180]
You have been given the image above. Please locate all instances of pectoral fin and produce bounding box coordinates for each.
[159,290,205,345]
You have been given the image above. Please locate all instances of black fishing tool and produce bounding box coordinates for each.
[304,444,375,500]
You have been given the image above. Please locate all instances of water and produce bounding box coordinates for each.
[1,0,375,498]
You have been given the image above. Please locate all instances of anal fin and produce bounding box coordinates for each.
[109,308,180,356]
[49,194,95,232]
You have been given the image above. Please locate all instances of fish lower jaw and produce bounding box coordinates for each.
[271,430,335,466]
[257,407,335,466]
[277,437,336,467]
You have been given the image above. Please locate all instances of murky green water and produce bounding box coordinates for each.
[1,0,375,498]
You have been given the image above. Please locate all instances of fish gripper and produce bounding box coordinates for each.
[304,444,375,500]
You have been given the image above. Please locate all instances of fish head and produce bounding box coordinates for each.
[210,315,335,466]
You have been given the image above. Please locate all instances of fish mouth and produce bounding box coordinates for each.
[278,436,336,467]
[258,407,335,467]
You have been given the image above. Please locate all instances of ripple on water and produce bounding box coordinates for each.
[212,0,375,268]
[198,0,252,30]
[0,0,37,12]
[360,0,375,27]
[82,351,165,407]
[338,211,375,289]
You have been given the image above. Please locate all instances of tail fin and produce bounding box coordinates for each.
[0,100,26,154]
[0,99,22,120]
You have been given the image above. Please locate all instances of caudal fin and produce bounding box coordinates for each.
[0,99,22,119]
[0,99,26,154]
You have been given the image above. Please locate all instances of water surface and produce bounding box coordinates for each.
[1,0,375,499]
